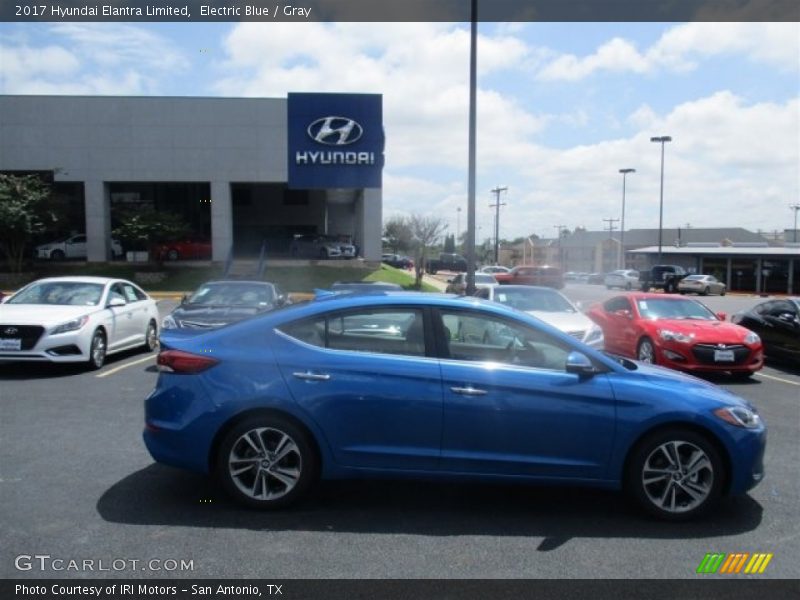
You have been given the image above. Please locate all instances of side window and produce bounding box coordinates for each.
[109,284,127,304]
[475,288,490,300]
[279,309,427,357]
[132,286,148,301]
[440,310,571,371]
[122,284,139,303]
[769,301,795,316]
[603,297,630,313]
[754,301,773,315]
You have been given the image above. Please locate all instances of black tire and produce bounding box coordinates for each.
[703,286,710,296]
[637,337,657,364]
[641,284,650,293]
[167,249,179,261]
[86,329,107,370]
[142,320,158,352]
[720,288,726,296]
[729,371,753,381]
[50,249,65,261]
[664,281,676,294]
[625,282,632,290]
[216,414,318,510]
[626,428,725,521]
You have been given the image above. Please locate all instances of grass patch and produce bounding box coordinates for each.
[3,261,439,293]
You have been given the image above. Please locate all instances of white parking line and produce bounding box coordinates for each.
[95,354,157,378]
[754,372,800,387]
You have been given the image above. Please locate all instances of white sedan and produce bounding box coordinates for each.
[474,284,604,349]
[0,276,159,369]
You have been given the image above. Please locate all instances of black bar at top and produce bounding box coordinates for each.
[2,0,798,22]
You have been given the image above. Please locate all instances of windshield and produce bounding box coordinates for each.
[475,274,497,284]
[636,298,717,320]
[8,282,104,306]
[187,283,275,307]
[494,288,575,313]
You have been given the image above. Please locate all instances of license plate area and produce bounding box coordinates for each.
[0,338,22,351]
[714,349,735,362]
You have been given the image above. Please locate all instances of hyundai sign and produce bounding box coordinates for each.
[288,93,384,189]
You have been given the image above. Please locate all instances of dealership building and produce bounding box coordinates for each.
[0,93,384,262]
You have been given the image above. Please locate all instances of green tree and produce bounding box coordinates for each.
[409,214,447,289]
[112,209,190,264]
[383,216,414,254]
[443,233,455,253]
[0,174,56,272]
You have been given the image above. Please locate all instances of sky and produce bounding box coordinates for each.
[1,20,798,243]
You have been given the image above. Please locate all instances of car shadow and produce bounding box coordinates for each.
[0,347,150,380]
[97,464,763,551]
[764,359,800,377]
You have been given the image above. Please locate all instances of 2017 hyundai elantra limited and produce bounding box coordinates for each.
[144,292,765,520]
[0,276,159,369]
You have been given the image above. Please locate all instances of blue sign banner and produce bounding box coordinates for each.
[288,92,384,189]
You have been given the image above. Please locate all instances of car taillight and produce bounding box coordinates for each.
[157,350,219,374]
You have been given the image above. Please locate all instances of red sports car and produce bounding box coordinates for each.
[155,238,212,261]
[587,293,763,377]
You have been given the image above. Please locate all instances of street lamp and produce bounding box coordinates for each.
[650,136,672,263]
[618,168,635,268]
[790,203,800,243]
[490,186,507,264]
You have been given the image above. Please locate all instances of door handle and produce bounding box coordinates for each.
[450,386,487,396]
[293,371,331,381]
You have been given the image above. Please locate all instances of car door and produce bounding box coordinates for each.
[594,296,636,356]
[275,306,443,471]
[65,235,87,258]
[436,308,616,479]
[763,300,800,358]
[105,283,138,349]
[120,282,152,343]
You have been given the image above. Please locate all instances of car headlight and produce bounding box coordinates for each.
[50,315,90,335]
[583,324,604,345]
[744,331,760,345]
[162,314,178,330]
[713,406,761,429]
[658,329,695,343]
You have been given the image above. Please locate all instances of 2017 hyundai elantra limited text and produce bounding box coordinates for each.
[144,292,765,520]
[0,276,159,369]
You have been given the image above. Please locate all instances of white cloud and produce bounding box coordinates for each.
[537,23,800,81]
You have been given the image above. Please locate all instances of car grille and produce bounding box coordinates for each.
[178,320,223,329]
[691,344,750,366]
[567,330,586,340]
[0,324,45,350]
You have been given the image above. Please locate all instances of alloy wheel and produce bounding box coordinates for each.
[638,339,656,363]
[228,427,303,502]
[641,440,714,515]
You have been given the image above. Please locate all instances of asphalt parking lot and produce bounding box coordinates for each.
[1,285,798,579]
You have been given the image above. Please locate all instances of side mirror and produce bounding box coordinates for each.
[108,297,126,308]
[565,351,598,377]
[716,312,727,321]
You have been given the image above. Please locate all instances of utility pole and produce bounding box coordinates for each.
[464,0,477,295]
[791,203,800,243]
[489,186,507,264]
[603,218,620,272]
[553,225,566,269]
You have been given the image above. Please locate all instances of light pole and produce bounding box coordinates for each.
[618,168,635,268]
[490,185,507,264]
[650,136,671,264]
[791,203,800,243]
[456,206,462,251]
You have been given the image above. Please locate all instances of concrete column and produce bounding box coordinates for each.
[85,180,110,262]
[360,188,382,261]
[788,259,794,295]
[755,258,762,294]
[211,181,232,262]
[726,257,732,288]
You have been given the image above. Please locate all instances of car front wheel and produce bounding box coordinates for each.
[217,415,318,509]
[87,329,107,370]
[142,320,158,352]
[627,429,724,520]
[637,337,657,364]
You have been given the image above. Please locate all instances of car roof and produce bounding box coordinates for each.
[199,280,275,286]
[620,292,697,300]
[28,276,120,285]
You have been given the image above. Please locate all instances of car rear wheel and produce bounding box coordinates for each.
[637,337,657,364]
[86,329,107,370]
[217,415,318,509]
[627,428,724,520]
[720,288,726,296]
[142,320,158,352]
[167,249,179,261]
[318,248,328,259]
[703,286,710,296]
[625,282,632,290]
[50,249,65,260]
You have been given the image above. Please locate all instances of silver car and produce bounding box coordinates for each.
[678,274,727,296]
[605,269,639,290]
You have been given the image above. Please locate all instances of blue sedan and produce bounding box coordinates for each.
[144,292,766,520]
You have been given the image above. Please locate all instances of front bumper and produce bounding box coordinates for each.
[656,342,763,373]
[0,328,90,363]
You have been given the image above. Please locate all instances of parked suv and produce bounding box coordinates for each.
[639,265,689,293]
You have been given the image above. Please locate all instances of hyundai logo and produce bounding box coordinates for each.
[717,344,727,349]
[4,327,18,336]
[307,116,363,146]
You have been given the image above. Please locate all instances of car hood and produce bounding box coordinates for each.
[170,304,271,328]
[526,310,595,333]
[627,361,753,409]
[0,304,99,326]
[648,318,752,344]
